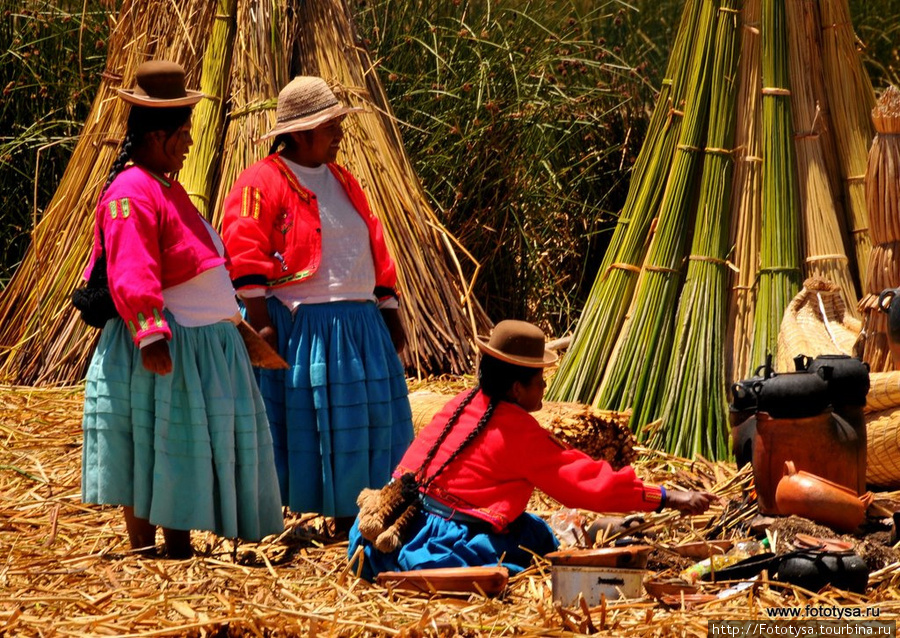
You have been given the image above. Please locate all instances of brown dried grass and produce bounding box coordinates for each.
[3,382,900,636]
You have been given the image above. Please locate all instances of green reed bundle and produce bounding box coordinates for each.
[292,0,490,375]
[593,0,722,429]
[783,0,857,328]
[0,0,217,385]
[747,0,801,372]
[546,0,703,403]
[819,0,876,288]
[178,0,238,219]
[658,0,740,459]
[725,0,762,383]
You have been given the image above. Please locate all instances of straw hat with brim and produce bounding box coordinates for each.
[475,320,558,368]
[117,60,204,108]
[260,76,364,141]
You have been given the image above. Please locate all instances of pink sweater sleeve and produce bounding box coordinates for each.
[100,189,171,345]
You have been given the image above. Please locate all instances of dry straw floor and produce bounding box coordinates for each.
[2,383,900,637]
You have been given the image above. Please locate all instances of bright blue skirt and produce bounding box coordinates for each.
[81,314,284,542]
[256,299,413,518]
[347,510,560,581]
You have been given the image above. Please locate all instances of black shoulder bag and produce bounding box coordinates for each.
[71,231,120,328]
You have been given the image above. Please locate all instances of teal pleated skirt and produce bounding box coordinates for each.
[81,314,284,541]
[257,299,413,518]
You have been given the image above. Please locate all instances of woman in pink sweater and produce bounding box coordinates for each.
[80,61,283,558]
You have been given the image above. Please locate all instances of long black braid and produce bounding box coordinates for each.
[102,105,192,195]
[268,133,292,156]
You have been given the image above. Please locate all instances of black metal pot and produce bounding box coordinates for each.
[797,354,870,408]
[751,367,831,419]
[774,550,869,594]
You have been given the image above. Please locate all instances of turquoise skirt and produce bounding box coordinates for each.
[81,314,284,541]
[257,299,413,518]
[347,510,559,581]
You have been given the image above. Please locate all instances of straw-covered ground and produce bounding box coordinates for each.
[3,382,900,637]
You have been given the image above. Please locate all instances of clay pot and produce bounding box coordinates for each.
[774,461,873,533]
[752,411,864,514]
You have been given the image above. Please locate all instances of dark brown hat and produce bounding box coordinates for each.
[117,60,204,108]
[475,320,558,368]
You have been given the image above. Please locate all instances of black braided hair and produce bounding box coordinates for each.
[102,105,192,194]
[419,397,499,492]
[268,133,292,156]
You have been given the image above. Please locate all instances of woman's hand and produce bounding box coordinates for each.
[664,490,718,515]
[141,339,173,375]
[243,295,277,350]
[380,308,407,355]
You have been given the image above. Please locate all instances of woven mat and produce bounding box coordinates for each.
[867,405,900,488]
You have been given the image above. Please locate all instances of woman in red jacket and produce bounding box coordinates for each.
[222,77,412,532]
[348,320,716,579]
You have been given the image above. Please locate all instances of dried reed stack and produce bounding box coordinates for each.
[725,0,762,382]
[748,0,802,371]
[593,0,731,436]
[785,0,857,320]
[819,0,875,285]
[0,0,490,383]
[0,0,217,385]
[859,86,900,371]
[546,0,703,403]
[291,0,491,375]
[208,0,296,228]
[658,0,740,459]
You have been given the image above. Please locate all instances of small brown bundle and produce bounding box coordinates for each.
[356,473,420,553]
[547,405,636,470]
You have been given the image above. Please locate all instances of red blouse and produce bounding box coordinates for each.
[395,390,664,532]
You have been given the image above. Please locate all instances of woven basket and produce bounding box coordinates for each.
[776,277,862,371]
[866,405,900,487]
[857,308,895,373]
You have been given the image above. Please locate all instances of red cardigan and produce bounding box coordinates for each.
[222,154,397,297]
[395,390,664,532]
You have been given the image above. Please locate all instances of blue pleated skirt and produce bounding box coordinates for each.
[81,314,284,542]
[347,510,560,581]
[256,299,413,518]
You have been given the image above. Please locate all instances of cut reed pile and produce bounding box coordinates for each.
[291,0,490,375]
[4,383,900,637]
[0,0,489,385]
[859,85,900,372]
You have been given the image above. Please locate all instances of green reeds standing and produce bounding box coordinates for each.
[658,0,740,459]
[819,0,875,292]
[747,0,801,373]
[725,0,762,383]
[0,0,217,385]
[592,0,721,431]
[178,0,238,219]
[774,0,857,371]
[546,0,703,403]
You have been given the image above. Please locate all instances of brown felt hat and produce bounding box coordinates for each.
[475,320,558,368]
[117,60,204,108]
[260,76,364,140]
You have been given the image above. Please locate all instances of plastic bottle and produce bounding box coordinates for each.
[679,538,770,584]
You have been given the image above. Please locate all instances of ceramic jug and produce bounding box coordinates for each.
[775,461,873,533]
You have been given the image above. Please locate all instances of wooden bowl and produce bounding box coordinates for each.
[643,578,699,600]
[376,566,509,597]
[670,540,733,560]
[545,545,652,569]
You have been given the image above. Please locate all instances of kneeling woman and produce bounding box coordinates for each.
[348,320,716,579]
